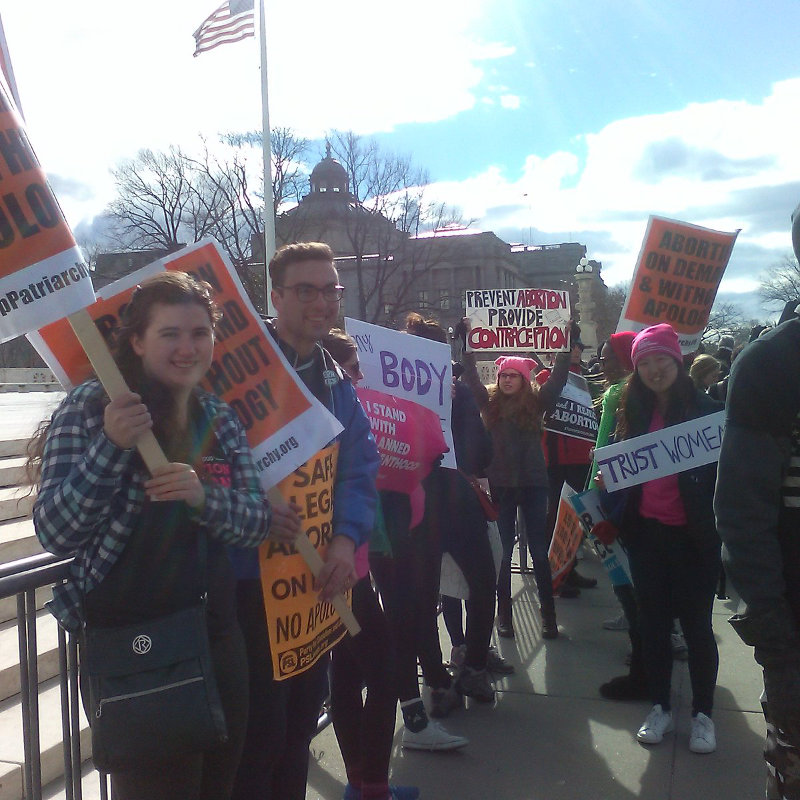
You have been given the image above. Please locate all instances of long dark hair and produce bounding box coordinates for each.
[27,272,220,483]
[483,377,545,432]
[617,361,697,440]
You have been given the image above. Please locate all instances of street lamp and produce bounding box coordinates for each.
[576,257,593,273]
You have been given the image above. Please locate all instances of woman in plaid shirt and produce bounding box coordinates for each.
[31,272,299,800]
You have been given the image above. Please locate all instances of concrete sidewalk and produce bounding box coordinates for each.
[12,389,763,800]
[306,555,766,800]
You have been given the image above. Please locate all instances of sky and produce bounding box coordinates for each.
[3,0,799,320]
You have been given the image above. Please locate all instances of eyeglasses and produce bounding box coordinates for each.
[275,284,345,303]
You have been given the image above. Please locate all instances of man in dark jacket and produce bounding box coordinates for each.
[715,202,800,799]
[231,242,379,800]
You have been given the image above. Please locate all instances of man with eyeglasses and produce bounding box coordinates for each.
[231,242,379,800]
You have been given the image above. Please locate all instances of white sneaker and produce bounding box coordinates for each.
[402,720,469,751]
[689,712,716,753]
[636,704,674,744]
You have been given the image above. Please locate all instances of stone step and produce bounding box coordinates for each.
[0,459,27,489]
[0,585,52,630]
[0,488,34,525]
[0,677,91,800]
[0,611,60,704]
[0,519,50,624]
[0,440,28,460]
[0,518,43,565]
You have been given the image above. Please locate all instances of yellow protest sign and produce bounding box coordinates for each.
[259,442,350,679]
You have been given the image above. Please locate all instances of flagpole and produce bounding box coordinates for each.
[258,0,276,316]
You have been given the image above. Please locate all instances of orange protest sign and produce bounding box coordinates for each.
[31,242,343,492]
[548,482,585,591]
[618,216,739,352]
[0,75,94,342]
[260,443,349,680]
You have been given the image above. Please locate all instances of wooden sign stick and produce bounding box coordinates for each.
[67,308,360,636]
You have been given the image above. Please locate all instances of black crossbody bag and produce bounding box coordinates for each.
[82,535,228,772]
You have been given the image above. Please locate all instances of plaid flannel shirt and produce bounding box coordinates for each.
[33,379,271,631]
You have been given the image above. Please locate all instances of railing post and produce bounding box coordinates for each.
[58,626,75,800]
[68,634,84,800]
[25,588,43,800]
[16,593,33,800]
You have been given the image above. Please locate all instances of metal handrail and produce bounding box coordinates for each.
[0,552,86,800]
[0,550,330,799]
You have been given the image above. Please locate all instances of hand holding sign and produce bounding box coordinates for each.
[103,391,153,449]
[268,501,304,543]
[316,536,357,602]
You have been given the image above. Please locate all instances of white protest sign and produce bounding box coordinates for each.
[568,489,632,586]
[465,288,571,353]
[595,411,725,492]
[543,371,598,443]
[345,317,456,469]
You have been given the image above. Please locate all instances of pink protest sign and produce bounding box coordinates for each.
[356,387,448,526]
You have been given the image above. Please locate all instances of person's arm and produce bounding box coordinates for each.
[536,352,571,412]
[319,382,380,599]
[460,351,489,410]
[715,339,800,664]
[189,403,272,548]
[716,423,799,662]
[33,388,136,557]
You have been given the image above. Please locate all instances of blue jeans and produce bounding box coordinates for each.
[494,485,554,616]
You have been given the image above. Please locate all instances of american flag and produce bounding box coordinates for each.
[193,0,255,57]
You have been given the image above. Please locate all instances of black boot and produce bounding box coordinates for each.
[497,597,514,639]
[541,607,559,640]
[566,568,597,589]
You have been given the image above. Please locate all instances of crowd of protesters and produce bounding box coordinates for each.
[27,206,800,800]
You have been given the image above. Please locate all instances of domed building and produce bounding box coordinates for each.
[272,144,606,341]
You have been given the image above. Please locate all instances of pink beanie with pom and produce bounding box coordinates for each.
[495,356,538,382]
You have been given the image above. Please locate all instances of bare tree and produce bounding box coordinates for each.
[593,282,628,345]
[106,146,215,252]
[759,253,800,308]
[328,130,467,323]
[221,127,310,214]
[701,300,758,347]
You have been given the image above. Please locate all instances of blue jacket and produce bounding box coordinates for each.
[228,326,379,580]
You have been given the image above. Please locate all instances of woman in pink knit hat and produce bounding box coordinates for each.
[611,323,723,754]
[480,351,570,640]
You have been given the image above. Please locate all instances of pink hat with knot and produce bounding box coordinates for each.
[631,324,682,369]
[494,356,538,382]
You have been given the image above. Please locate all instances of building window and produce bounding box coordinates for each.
[383,303,392,316]
[418,290,429,309]
[439,290,450,310]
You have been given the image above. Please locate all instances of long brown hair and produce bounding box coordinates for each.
[483,376,545,432]
[27,272,220,483]
[617,362,698,440]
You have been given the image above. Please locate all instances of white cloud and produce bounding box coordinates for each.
[499,94,521,109]
[2,0,511,226]
[425,77,800,315]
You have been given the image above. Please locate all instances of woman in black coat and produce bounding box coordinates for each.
[613,324,722,755]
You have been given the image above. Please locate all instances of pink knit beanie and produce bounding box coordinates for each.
[494,356,538,382]
[630,324,682,369]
